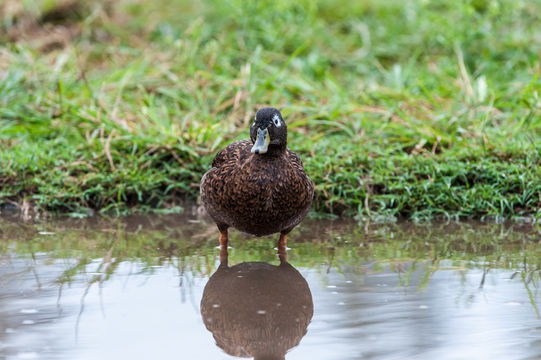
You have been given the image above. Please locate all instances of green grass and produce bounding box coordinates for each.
[1,0,541,219]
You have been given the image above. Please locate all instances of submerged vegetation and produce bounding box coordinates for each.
[1,0,541,219]
[1,216,539,305]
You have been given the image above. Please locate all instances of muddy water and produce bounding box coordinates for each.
[0,215,540,360]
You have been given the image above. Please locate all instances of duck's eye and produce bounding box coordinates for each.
[272,114,282,127]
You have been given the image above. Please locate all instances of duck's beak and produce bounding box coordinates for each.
[251,128,270,154]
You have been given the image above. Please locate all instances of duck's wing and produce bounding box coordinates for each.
[287,148,315,201]
[286,148,305,170]
[212,140,252,168]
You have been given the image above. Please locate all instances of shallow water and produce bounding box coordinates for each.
[0,214,540,360]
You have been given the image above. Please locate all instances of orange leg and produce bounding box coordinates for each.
[219,245,229,265]
[219,229,229,264]
[278,249,287,263]
[277,233,288,260]
[219,229,228,247]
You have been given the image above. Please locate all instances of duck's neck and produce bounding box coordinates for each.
[263,144,287,157]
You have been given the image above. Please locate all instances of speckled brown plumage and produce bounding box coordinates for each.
[200,107,313,246]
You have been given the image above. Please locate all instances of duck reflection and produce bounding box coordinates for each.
[200,250,313,360]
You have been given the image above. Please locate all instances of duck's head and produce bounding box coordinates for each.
[250,107,287,155]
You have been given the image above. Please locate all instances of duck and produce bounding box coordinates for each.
[200,107,314,252]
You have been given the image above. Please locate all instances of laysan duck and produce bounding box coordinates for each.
[200,107,314,251]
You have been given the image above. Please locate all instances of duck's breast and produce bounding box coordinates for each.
[201,144,313,236]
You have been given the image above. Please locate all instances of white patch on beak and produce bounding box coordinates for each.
[251,128,270,154]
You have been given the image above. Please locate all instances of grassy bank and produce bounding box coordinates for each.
[1,0,541,219]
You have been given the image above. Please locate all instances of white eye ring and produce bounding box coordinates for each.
[252,121,256,127]
[272,114,281,127]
